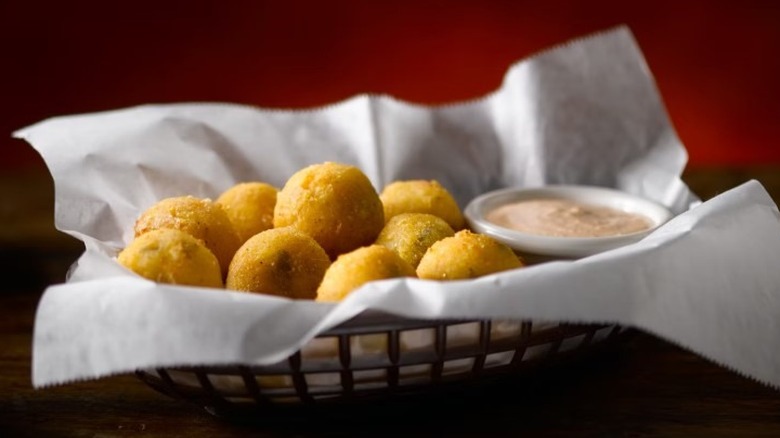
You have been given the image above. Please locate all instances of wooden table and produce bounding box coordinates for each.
[2,167,780,437]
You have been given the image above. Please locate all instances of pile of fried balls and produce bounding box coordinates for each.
[117,162,524,301]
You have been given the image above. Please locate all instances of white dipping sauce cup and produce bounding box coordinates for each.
[464,185,673,258]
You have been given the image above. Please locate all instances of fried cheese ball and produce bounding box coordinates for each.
[134,196,241,275]
[317,245,416,302]
[417,230,523,280]
[380,180,465,230]
[274,162,384,259]
[226,227,330,299]
[216,182,278,244]
[375,213,455,268]
[117,228,223,288]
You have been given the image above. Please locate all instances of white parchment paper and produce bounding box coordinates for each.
[15,27,780,389]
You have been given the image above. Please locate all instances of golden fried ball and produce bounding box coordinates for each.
[416,230,523,280]
[216,182,278,244]
[117,228,223,288]
[317,245,416,302]
[134,196,241,275]
[274,162,384,259]
[380,180,465,230]
[375,213,455,268]
[226,227,331,299]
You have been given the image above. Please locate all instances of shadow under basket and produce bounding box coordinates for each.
[136,312,632,414]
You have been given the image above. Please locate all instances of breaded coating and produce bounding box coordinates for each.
[216,182,278,244]
[133,195,241,275]
[274,162,384,259]
[317,245,416,302]
[117,228,223,288]
[380,180,465,230]
[416,230,523,280]
[375,213,454,268]
[226,227,330,299]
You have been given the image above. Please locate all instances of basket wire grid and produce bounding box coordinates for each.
[136,312,631,413]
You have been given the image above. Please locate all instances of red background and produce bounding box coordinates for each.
[3,0,780,172]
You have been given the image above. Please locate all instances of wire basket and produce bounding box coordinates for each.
[136,311,631,414]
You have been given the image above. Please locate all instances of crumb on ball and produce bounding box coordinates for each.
[117,228,223,288]
[380,180,465,230]
[133,195,241,276]
[316,244,416,302]
[416,230,523,280]
[216,182,278,244]
[274,162,384,259]
[375,213,454,268]
[226,227,331,300]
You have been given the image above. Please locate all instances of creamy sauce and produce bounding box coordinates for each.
[486,199,652,238]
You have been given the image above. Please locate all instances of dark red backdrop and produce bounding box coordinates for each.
[3,0,780,171]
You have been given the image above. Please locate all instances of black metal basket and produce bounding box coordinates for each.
[136,311,630,413]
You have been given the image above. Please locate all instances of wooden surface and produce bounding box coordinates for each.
[2,167,780,437]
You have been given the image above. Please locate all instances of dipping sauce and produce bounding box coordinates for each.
[485,199,652,238]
